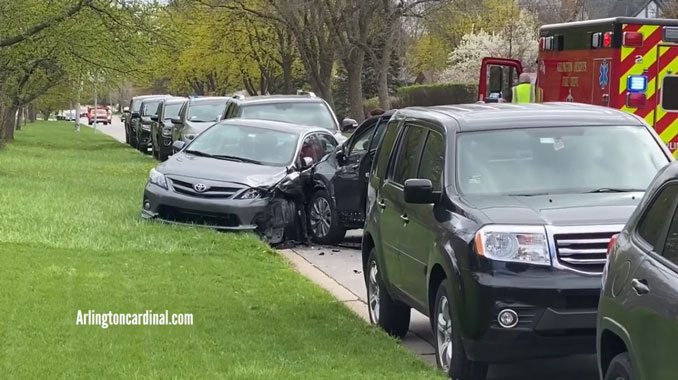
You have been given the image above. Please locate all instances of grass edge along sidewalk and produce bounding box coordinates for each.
[0,121,442,380]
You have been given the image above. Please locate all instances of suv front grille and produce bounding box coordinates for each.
[169,178,241,199]
[553,230,618,274]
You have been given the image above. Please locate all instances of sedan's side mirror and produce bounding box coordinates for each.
[172,140,185,153]
[341,118,358,132]
[151,115,159,122]
[171,117,183,125]
[404,179,437,204]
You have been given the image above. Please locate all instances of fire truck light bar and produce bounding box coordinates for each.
[628,76,648,93]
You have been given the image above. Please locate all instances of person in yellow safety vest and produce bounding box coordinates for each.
[512,73,537,103]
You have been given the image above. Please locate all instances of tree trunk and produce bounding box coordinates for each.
[281,55,293,95]
[344,50,366,122]
[16,105,24,131]
[29,104,37,122]
[1,105,19,141]
[377,30,394,110]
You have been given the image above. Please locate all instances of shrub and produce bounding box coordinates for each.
[394,83,477,108]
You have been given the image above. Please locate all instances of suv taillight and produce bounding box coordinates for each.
[607,233,619,257]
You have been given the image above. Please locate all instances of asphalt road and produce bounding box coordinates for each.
[92,118,600,379]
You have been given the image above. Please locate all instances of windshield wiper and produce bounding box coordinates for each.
[586,188,644,193]
[185,149,213,158]
[212,154,262,165]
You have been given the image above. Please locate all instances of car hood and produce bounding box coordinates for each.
[158,153,288,188]
[184,120,217,133]
[461,193,643,226]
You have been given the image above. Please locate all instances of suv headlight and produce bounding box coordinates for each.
[238,188,267,200]
[474,225,550,266]
[148,168,168,189]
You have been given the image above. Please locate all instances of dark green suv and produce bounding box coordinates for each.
[599,161,678,380]
[362,103,671,380]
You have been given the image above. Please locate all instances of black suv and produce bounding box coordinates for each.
[126,95,169,148]
[598,161,678,380]
[308,111,393,244]
[362,103,671,380]
[221,94,350,143]
[151,97,187,161]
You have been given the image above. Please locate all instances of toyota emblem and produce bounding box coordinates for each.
[193,183,208,193]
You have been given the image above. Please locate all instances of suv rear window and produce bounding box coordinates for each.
[456,125,668,196]
[240,102,337,132]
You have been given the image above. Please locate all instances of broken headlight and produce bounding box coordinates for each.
[238,188,267,200]
[474,225,550,266]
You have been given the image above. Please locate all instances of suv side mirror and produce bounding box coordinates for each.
[404,179,436,204]
[131,111,140,118]
[151,115,159,122]
[341,118,358,132]
[171,117,183,125]
[172,140,186,153]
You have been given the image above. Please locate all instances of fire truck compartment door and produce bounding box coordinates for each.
[479,57,523,103]
[656,45,678,155]
[592,59,611,106]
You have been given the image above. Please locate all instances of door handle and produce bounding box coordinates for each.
[377,199,386,210]
[631,278,650,295]
[400,214,409,223]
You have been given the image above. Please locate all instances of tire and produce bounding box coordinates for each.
[433,281,488,380]
[604,353,634,380]
[125,129,130,144]
[365,248,410,338]
[308,190,346,245]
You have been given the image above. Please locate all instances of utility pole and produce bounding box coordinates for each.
[75,78,81,132]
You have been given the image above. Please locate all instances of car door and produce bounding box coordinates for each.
[380,124,427,294]
[622,183,678,380]
[334,119,379,218]
[398,126,446,303]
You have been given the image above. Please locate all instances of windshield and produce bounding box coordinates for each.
[165,103,183,120]
[187,123,299,166]
[142,101,161,116]
[457,126,669,196]
[240,102,337,131]
[187,102,227,122]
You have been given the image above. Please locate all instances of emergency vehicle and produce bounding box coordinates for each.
[478,17,678,156]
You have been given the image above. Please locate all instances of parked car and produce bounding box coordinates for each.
[143,119,337,244]
[598,161,678,380]
[151,97,187,161]
[171,97,230,145]
[309,111,393,244]
[136,97,171,153]
[87,107,109,125]
[126,95,170,148]
[362,103,671,380]
[221,94,353,143]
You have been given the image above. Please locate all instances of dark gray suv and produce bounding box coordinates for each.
[362,103,670,380]
[598,161,678,380]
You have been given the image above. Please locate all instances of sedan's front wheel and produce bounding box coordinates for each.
[365,248,410,338]
[433,281,487,380]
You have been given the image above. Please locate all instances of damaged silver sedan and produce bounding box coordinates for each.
[141,118,338,244]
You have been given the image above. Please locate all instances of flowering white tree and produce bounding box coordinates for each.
[441,9,539,83]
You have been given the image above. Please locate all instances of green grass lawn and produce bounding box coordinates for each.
[0,121,441,379]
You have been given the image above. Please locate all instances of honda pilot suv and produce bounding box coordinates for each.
[362,103,671,380]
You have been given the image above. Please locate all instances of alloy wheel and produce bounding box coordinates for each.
[367,260,380,323]
[436,295,453,372]
[310,197,332,238]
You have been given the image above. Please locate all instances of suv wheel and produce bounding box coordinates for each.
[308,190,345,244]
[605,353,634,380]
[365,248,410,338]
[434,281,488,380]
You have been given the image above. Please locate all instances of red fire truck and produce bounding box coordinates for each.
[478,17,678,155]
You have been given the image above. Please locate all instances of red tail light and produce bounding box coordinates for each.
[627,93,647,108]
[624,31,644,47]
[603,32,613,47]
[607,234,619,257]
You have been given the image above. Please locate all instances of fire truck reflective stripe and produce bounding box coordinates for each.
[658,113,678,139]
[632,50,678,121]
[619,39,678,101]
[620,24,656,62]
[652,53,678,124]
[618,25,663,92]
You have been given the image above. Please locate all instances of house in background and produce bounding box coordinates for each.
[566,0,666,21]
